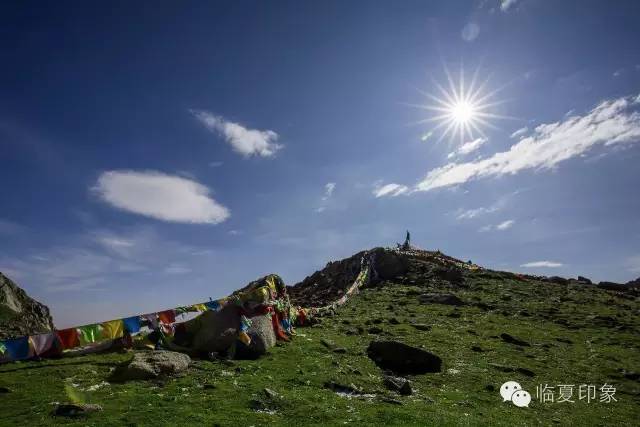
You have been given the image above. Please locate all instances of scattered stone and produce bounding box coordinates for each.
[500,333,531,347]
[419,293,465,306]
[368,326,384,334]
[320,338,336,349]
[471,345,484,352]
[367,340,442,375]
[447,311,461,318]
[410,323,431,331]
[324,381,360,395]
[380,397,403,405]
[388,317,400,325]
[485,384,495,392]
[264,388,279,399]
[110,351,191,382]
[0,386,11,393]
[53,403,102,418]
[623,371,640,381]
[333,347,348,354]
[203,383,216,390]
[555,337,573,344]
[383,375,412,396]
[516,367,536,377]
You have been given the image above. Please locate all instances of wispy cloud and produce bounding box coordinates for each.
[457,206,499,220]
[416,95,640,192]
[322,182,336,201]
[93,170,230,224]
[500,0,519,12]
[521,261,564,268]
[496,219,515,230]
[448,137,488,159]
[190,109,282,157]
[461,22,480,42]
[316,182,337,213]
[480,219,515,232]
[373,183,409,198]
[510,126,529,139]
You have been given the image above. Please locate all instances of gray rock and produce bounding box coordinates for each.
[53,403,102,418]
[367,340,442,375]
[419,293,465,306]
[111,351,191,381]
[500,333,530,347]
[245,313,276,355]
[190,305,241,354]
[383,375,412,395]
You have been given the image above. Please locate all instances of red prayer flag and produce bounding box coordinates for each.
[55,328,80,350]
[158,310,176,324]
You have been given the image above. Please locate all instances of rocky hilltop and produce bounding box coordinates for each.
[0,272,55,339]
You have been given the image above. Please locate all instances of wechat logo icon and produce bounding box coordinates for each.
[500,381,531,407]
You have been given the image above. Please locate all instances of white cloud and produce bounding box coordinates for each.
[457,206,498,220]
[421,131,433,142]
[190,109,282,157]
[316,182,337,213]
[510,126,529,139]
[461,22,480,42]
[209,161,223,168]
[448,137,487,159]
[93,170,230,224]
[521,261,564,268]
[322,182,336,201]
[373,183,409,198]
[496,219,515,230]
[500,0,519,11]
[416,95,640,192]
[478,225,493,233]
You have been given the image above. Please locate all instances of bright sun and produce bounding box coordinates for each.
[450,100,476,124]
[410,66,508,144]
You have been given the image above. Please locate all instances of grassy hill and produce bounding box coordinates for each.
[0,250,638,426]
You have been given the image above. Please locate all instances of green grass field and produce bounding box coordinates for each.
[1,270,638,426]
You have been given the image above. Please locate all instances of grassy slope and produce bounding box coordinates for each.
[0,270,638,426]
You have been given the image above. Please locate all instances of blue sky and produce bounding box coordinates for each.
[1,1,640,328]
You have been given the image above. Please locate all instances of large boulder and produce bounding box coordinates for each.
[190,305,240,354]
[373,249,409,281]
[245,313,276,355]
[418,293,465,306]
[1,272,54,339]
[111,351,190,381]
[367,340,442,375]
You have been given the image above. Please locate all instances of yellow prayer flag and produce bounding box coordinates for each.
[101,319,124,340]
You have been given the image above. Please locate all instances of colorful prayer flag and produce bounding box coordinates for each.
[3,337,31,360]
[29,333,58,357]
[158,310,176,324]
[56,328,80,350]
[123,316,141,334]
[78,324,101,345]
[101,319,124,340]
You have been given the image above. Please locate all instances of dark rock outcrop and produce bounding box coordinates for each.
[367,340,442,375]
[0,272,55,339]
[419,293,465,306]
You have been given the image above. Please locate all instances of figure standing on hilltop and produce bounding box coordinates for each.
[402,230,411,250]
